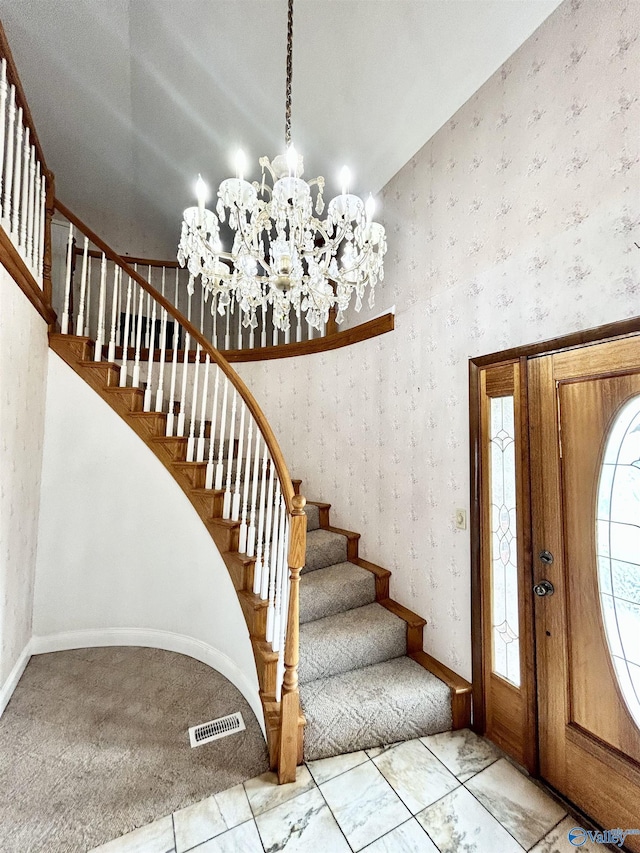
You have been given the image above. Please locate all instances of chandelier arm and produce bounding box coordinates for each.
[232,201,275,277]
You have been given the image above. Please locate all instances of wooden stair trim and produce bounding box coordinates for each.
[410,649,472,730]
[319,524,360,560]
[349,556,390,599]
[378,597,426,655]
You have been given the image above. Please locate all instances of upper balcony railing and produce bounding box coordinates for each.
[61,250,395,362]
[0,27,51,290]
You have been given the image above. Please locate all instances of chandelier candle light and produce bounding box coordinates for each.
[178,0,386,334]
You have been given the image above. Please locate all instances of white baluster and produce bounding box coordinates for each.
[11,108,22,238]
[115,262,122,346]
[296,308,302,343]
[237,297,242,349]
[26,142,35,262]
[307,318,313,341]
[224,303,231,350]
[144,269,152,350]
[248,323,255,350]
[107,265,120,363]
[0,60,7,218]
[132,271,145,387]
[247,431,261,558]
[266,481,282,643]
[94,253,107,361]
[32,162,41,273]
[166,270,180,434]
[272,322,278,347]
[260,304,267,348]
[196,354,210,462]
[272,500,288,651]
[177,291,192,436]
[222,388,237,518]
[61,222,74,335]
[84,255,92,337]
[253,443,269,595]
[200,287,204,334]
[37,171,45,280]
[205,367,220,490]
[75,236,89,337]
[186,343,201,460]
[259,463,276,601]
[119,274,133,386]
[238,419,253,553]
[19,127,29,250]
[214,375,228,490]
[284,311,290,345]
[231,401,245,521]
[3,86,15,224]
[155,303,168,413]
[143,295,157,411]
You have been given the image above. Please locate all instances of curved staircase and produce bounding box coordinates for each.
[49,326,471,769]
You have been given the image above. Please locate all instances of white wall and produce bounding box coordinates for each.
[0,268,49,702]
[236,0,640,681]
[33,352,262,726]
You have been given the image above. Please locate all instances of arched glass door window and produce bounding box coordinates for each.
[596,395,640,729]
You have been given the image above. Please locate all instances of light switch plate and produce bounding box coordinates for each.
[455,508,467,530]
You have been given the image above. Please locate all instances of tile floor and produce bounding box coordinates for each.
[90,729,600,853]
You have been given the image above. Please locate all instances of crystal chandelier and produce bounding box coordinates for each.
[177,0,386,333]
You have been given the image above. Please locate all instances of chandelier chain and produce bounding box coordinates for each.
[285,0,293,146]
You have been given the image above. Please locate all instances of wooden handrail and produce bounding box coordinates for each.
[0,22,50,179]
[54,197,296,513]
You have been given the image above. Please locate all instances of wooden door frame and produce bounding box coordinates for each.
[469,315,640,769]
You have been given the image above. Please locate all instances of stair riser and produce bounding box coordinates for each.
[104,388,144,414]
[126,412,168,440]
[149,438,188,464]
[190,490,224,520]
[80,363,121,388]
[171,463,207,489]
[210,522,240,554]
[223,552,255,591]
[239,595,268,636]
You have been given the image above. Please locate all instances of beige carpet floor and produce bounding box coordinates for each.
[0,647,269,853]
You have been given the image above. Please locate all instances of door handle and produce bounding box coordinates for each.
[533,580,555,597]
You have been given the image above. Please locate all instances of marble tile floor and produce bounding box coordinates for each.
[90,729,601,853]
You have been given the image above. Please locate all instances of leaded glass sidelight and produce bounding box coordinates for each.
[489,396,520,687]
[596,395,640,729]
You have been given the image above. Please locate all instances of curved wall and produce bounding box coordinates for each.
[33,352,263,729]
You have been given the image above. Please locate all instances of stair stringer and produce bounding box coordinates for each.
[48,333,304,766]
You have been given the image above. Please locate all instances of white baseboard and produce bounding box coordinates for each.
[0,641,32,718]
[30,628,265,737]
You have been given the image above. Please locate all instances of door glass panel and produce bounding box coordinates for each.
[489,396,520,687]
[596,395,640,728]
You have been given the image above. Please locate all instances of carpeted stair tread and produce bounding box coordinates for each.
[299,656,453,761]
[305,503,320,531]
[303,528,348,573]
[298,602,406,685]
[299,562,375,624]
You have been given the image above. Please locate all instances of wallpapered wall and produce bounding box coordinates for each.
[236,0,640,681]
[0,270,48,686]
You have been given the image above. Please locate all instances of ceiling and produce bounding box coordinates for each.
[0,0,562,256]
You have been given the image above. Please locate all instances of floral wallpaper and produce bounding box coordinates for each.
[0,268,49,686]
[237,0,640,682]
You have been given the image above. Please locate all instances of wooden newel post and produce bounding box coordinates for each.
[277,492,306,784]
[43,169,55,323]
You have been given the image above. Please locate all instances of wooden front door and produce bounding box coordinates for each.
[529,338,640,845]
